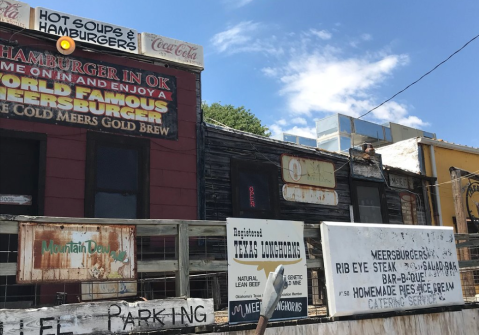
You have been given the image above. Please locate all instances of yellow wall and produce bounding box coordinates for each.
[422,144,479,230]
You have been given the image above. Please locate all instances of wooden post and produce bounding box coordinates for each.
[175,222,190,297]
[450,167,476,298]
[255,316,268,335]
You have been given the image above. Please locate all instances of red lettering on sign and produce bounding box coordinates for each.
[249,186,255,208]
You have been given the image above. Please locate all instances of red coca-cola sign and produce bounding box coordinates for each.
[140,33,204,69]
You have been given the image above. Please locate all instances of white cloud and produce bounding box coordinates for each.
[211,21,282,54]
[224,0,254,8]
[237,0,254,7]
[211,21,259,53]
[276,52,409,116]
[310,29,332,40]
[361,33,372,41]
[270,123,316,140]
[291,117,307,125]
[262,44,426,127]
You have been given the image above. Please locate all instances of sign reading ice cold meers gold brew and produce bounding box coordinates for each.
[0,44,177,139]
[281,154,335,188]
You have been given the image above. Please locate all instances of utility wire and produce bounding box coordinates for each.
[358,33,479,119]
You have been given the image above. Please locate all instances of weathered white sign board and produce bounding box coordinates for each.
[282,184,338,206]
[227,218,308,324]
[0,0,30,28]
[281,155,335,188]
[321,222,464,317]
[0,298,214,334]
[81,281,137,300]
[140,33,204,69]
[0,194,31,205]
[34,7,138,53]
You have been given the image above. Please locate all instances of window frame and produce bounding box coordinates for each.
[230,158,280,219]
[85,132,150,219]
[0,128,46,216]
[351,180,389,223]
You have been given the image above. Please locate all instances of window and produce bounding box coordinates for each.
[352,180,389,223]
[0,129,46,307]
[231,159,280,219]
[85,132,149,219]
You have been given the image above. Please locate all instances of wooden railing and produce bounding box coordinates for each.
[0,215,323,298]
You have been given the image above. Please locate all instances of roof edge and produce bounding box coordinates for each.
[417,137,479,155]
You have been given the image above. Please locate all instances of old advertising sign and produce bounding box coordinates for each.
[34,7,138,53]
[321,222,463,317]
[349,149,383,181]
[0,0,30,28]
[140,33,204,69]
[389,174,410,189]
[227,218,308,324]
[466,182,479,226]
[282,184,338,206]
[81,281,137,301]
[281,154,335,188]
[17,223,136,283]
[0,44,177,139]
[0,298,214,334]
[0,194,31,205]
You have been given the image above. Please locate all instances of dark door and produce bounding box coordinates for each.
[0,129,46,308]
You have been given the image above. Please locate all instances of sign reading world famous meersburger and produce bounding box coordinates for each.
[321,222,464,317]
[227,218,308,324]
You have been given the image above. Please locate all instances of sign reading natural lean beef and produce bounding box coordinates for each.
[0,44,177,139]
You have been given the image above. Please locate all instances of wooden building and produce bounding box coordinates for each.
[201,123,433,226]
[201,124,351,223]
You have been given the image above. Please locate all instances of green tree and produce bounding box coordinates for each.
[202,102,271,137]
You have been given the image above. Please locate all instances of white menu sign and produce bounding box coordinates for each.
[227,218,308,324]
[34,7,138,53]
[0,0,30,28]
[321,222,464,317]
[140,33,203,69]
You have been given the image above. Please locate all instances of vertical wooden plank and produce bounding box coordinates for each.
[23,223,36,282]
[449,167,475,297]
[175,222,189,297]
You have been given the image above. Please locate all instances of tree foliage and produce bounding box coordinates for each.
[202,102,271,137]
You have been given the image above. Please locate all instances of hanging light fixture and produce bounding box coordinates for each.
[56,36,75,55]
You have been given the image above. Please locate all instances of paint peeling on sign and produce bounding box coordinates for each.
[0,298,214,334]
[282,184,338,206]
[0,194,31,205]
[281,155,336,188]
[81,281,137,300]
[17,222,136,283]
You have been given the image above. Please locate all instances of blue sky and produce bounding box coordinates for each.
[26,0,479,145]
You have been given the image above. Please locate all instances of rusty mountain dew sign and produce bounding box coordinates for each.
[18,222,136,283]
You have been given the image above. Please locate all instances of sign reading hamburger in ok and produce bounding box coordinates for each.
[0,44,177,139]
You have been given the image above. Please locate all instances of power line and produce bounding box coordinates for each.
[358,32,479,119]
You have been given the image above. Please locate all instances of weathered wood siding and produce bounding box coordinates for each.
[203,125,351,224]
[384,180,404,224]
